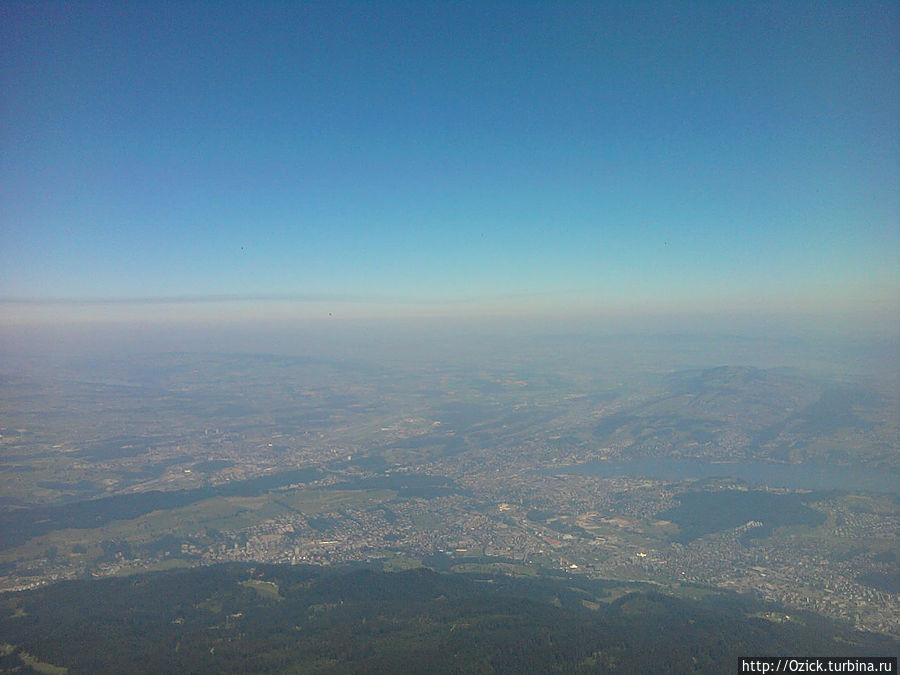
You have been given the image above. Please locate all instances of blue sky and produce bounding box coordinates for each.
[1,1,897,322]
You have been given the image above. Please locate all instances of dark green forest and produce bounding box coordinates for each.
[1,564,896,673]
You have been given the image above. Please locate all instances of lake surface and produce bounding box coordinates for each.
[549,458,899,494]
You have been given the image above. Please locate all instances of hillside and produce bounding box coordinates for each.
[1,564,897,673]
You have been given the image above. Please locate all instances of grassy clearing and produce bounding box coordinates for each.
[380,553,422,572]
[19,651,68,674]
[241,579,283,601]
[409,510,442,530]
[114,558,193,576]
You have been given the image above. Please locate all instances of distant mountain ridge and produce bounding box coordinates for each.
[593,366,896,468]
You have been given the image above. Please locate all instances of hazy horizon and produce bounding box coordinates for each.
[2,2,897,326]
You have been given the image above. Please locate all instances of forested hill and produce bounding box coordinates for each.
[1,564,896,673]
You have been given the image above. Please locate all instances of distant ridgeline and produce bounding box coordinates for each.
[1,564,896,674]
